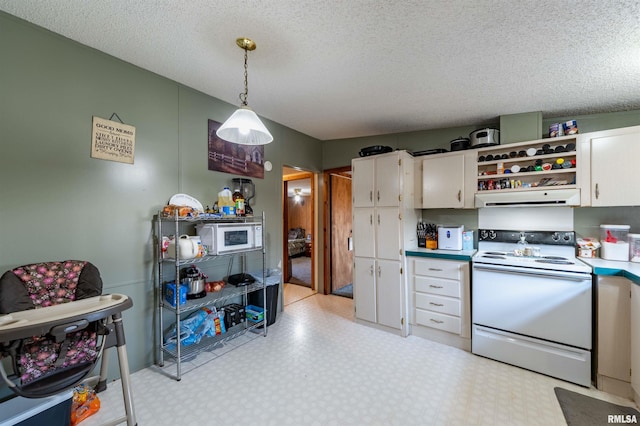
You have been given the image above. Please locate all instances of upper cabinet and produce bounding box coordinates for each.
[583,126,640,207]
[416,151,476,209]
[353,153,405,208]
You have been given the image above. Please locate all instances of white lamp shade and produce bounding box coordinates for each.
[216,107,273,145]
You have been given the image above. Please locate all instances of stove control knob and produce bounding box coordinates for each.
[551,232,560,241]
[480,230,488,240]
[563,233,572,242]
[488,230,497,240]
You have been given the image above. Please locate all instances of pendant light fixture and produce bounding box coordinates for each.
[216,37,273,145]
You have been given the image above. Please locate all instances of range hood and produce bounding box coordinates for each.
[475,188,580,208]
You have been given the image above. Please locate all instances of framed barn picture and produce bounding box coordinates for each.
[207,119,264,179]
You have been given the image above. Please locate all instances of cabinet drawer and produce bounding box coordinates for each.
[415,309,461,334]
[415,293,460,316]
[413,259,461,279]
[415,276,461,298]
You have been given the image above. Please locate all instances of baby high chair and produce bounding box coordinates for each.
[0,260,136,425]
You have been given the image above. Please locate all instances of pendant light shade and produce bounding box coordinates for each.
[217,107,273,145]
[216,37,273,145]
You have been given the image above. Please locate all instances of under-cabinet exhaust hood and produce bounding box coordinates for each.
[475,188,580,208]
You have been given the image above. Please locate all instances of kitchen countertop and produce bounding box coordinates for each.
[579,258,640,285]
[406,248,476,261]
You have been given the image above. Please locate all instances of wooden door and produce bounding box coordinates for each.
[331,174,353,292]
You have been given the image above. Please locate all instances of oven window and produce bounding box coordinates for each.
[224,230,248,246]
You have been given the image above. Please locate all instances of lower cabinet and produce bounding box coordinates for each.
[354,257,404,333]
[408,257,470,350]
[596,276,632,398]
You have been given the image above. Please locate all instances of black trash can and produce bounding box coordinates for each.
[248,270,280,326]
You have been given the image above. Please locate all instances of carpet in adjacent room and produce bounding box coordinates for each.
[554,387,640,426]
[332,283,353,298]
[288,256,311,287]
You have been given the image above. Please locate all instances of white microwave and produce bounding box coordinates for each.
[196,222,262,255]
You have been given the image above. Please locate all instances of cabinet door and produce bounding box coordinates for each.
[352,157,375,207]
[354,257,376,323]
[375,207,401,261]
[597,276,631,382]
[376,259,402,330]
[591,132,640,206]
[632,283,640,400]
[375,154,401,207]
[422,154,464,208]
[353,208,375,258]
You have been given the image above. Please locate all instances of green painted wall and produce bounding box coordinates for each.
[0,11,322,380]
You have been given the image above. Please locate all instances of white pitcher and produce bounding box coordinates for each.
[166,235,200,259]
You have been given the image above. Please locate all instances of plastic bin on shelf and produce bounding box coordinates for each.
[248,269,281,326]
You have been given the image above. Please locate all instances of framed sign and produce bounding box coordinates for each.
[91,116,136,164]
[207,119,264,179]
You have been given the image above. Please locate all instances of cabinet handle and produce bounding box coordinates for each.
[595,183,599,199]
[428,268,443,271]
[369,265,374,275]
[377,266,381,277]
[369,191,373,202]
[370,214,373,225]
[378,214,380,225]
[377,190,380,202]
[429,285,443,289]
[430,319,444,324]
[457,190,461,202]
[429,302,444,307]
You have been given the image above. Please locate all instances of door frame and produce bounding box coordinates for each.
[283,168,315,289]
[322,166,352,295]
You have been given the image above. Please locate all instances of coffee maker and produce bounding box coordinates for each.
[232,178,255,216]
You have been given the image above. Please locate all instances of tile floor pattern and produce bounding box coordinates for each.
[83,293,637,426]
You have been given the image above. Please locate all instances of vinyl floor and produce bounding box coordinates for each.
[82,293,638,426]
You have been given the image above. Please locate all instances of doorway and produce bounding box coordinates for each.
[323,167,353,298]
[283,167,315,305]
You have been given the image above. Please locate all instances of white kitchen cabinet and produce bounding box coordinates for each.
[421,153,464,208]
[596,276,631,398]
[351,150,419,336]
[354,257,376,323]
[352,153,402,208]
[408,256,471,350]
[587,127,640,206]
[353,258,403,330]
[631,282,640,404]
[416,151,475,209]
[352,207,401,261]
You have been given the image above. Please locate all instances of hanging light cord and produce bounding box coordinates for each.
[239,48,249,107]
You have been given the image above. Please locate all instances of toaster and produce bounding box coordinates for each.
[437,225,464,251]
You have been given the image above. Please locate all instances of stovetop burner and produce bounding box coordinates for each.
[473,229,592,273]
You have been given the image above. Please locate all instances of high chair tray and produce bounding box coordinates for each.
[0,294,132,341]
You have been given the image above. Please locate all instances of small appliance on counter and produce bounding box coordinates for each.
[437,225,464,250]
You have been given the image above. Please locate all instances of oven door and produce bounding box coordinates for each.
[472,263,592,349]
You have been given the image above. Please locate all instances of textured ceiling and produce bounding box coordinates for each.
[2,1,640,141]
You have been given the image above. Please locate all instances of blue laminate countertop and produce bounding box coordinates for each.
[579,258,640,285]
[406,248,476,261]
